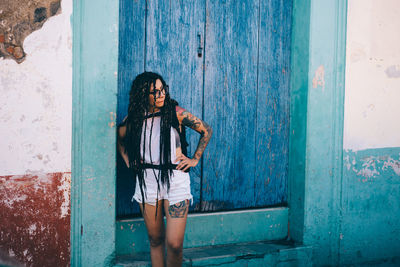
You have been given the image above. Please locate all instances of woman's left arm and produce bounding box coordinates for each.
[175,106,213,171]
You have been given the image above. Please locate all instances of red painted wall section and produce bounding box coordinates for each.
[0,172,70,267]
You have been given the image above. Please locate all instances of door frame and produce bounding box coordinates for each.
[71,0,347,265]
[288,0,347,265]
[70,0,119,266]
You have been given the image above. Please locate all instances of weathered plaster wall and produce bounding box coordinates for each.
[341,148,400,265]
[344,0,400,151]
[0,0,61,63]
[0,0,72,266]
[341,0,400,265]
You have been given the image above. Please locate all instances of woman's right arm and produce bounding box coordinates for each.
[117,124,130,168]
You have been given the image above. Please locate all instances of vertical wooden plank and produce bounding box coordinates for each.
[255,0,292,207]
[117,0,146,125]
[145,0,205,211]
[202,0,259,211]
[116,0,146,217]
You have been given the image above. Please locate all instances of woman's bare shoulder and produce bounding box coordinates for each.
[175,105,190,123]
[175,105,186,114]
[118,116,128,138]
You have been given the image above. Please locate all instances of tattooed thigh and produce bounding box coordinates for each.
[168,200,189,218]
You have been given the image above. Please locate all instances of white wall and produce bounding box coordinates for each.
[344,0,400,151]
[0,0,72,175]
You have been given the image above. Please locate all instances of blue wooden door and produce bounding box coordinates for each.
[117,0,292,217]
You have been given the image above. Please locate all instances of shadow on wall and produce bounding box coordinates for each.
[0,0,61,63]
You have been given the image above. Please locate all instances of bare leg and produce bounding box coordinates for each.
[164,199,189,267]
[139,200,166,267]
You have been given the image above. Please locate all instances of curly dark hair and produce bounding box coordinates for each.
[123,71,185,218]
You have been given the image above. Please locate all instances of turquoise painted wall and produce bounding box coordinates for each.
[289,0,400,264]
[340,147,400,265]
[289,0,346,266]
[71,0,118,265]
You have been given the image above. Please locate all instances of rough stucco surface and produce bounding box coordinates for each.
[340,1,400,265]
[341,148,400,265]
[0,0,71,175]
[0,0,61,63]
[344,0,400,151]
[0,172,71,267]
[0,0,72,266]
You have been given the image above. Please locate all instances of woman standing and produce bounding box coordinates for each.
[117,71,213,266]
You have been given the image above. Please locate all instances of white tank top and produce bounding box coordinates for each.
[140,116,181,165]
[132,115,193,206]
[132,115,193,205]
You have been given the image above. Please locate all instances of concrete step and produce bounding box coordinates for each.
[114,239,312,267]
[117,208,289,255]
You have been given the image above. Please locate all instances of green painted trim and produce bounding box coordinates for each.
[289,0,348,265]
[116,208,288,255]
[71,0,119,266]
[332,1,348,265]
[288,0,311,243]
[287,0,348,266]
[71,1,83,265]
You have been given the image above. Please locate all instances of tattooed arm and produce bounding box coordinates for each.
[175,106,213,171]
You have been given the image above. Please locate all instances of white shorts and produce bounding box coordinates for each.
[132,169,194,207]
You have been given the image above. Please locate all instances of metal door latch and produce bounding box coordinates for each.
[197,32,203,58]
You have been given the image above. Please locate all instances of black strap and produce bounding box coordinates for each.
[143,111,162,120]
[135,163,190,173]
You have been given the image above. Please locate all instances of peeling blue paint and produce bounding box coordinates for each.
[341,147,400,265]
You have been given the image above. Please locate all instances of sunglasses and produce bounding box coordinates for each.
[149,85,169,98]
